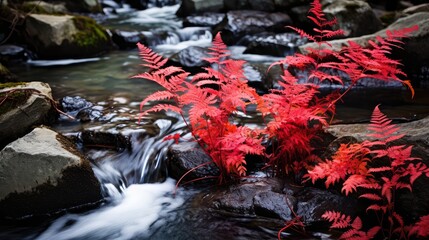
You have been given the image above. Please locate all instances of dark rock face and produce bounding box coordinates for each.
[0,127,102,220]
[183,13,225,27]
[241,32,308,57]
[295,187,359,225]
[0,44,30,63]
[0,82,54,148]
[213,10,292,45]
[111,30,147,49]
[168,46,211,73]
[323,0,383,38]
[81,130,131,151]
[167,142,219,182]
[60,96,102,122]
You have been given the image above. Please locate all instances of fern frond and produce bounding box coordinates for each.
[322,211,352,229]
[136,42,168,70]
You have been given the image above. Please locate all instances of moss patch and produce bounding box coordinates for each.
[72,16,109,48]
[0,82,25,89]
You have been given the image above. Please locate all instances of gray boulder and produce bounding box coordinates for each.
[214,10,292,45]
[0,82,54,148]
[323,0,383,38]
[0,127,102,219]
[25,14,110,59]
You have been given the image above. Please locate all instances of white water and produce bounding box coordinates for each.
[36,179,183,240]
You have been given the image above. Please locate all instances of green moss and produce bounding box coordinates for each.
[72,16,108,48]
[0,82,25,89]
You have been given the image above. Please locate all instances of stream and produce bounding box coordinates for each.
[3,2,429,240]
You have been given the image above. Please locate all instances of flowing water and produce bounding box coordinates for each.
[3,3,429,240]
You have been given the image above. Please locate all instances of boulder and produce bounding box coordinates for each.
[242,32,308,57]
[323,0,383,38]
[402,3,429,16]
[214,10,292,45]
[183,13,225,27]
[168,46,211,73]
[167,142,219,182]
[25,14,110,59]
[273,0,312,9]
[110,30,147,49]
[176,0,224,17]
[17,1,68,14]
[0,82,54,148]
[0,127,102,219]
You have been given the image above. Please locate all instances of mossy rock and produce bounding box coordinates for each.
[72,16,109,48]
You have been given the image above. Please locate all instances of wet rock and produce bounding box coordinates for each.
[168,46,211,73]
[295,187,359,225]
[0,127,102,220]
[183,12,225,27]
[60,96,102,122]
[126,0,178,9]
[64,0,102,13]
[81,130,131,151]
[176,0,224,17]
[110,30,147,49]
[16,1,68,14]
[207,178,285,215]
[242,32,308,57]
[0,82,54,148]
[274,0,312,9]
[167,142,219,182]
[213,10,292,45]
[289,5,313,33]
[254,191,296,220]
[25,14,110,59]
[323,0,383,38]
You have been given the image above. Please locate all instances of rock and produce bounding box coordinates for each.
[298,12,429,86]
[17,1,68,14]
[110,30,147,49]
[167,142,219,182]
[402,3,429,16]
[0,127,102,219]
[0,63,17,82]
[0,82,54,148]
[207,178,286,216]
[168,46,211,73]
[289,5,312,33]
[81,130,131,151]
[183,12,225,27]
[323,0,383,38]
[242,32,308,57]
[214,10,292,45]
[253,190,296,220]
[60,96,102,122]
[176,0,224,17]
[295,187,360,225]
[25,14,110,59]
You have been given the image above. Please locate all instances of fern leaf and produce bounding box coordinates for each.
[342,174,366,196]
[322,211,352,229]
[359,193,382,201]
[136,42,168,70]
[139,90,177,112]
